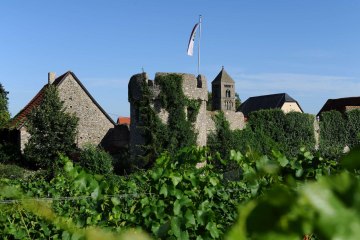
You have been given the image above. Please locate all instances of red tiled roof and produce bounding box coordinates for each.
[9,86,47,129]
[9,72,72,129]
[117,117,130,125]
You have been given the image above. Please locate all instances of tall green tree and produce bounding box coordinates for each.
[235,92,241,110]
[0,83,10,128]
[207,91,212,111]
[207,111,235,163]
[24,85,79,169]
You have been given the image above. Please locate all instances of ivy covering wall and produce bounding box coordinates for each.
[136,74,200,167]
[247,109,316,157]
[346,110,360,148]
[208,109,316,159]
[319,110,360,159]
[319,111,348,159]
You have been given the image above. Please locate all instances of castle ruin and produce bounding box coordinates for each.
[128,68,245,157]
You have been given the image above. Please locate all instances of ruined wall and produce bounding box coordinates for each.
[205,110,245,137]
[128,73,147,157]
[57,74,115,148]
[224,111,246,130]
[182,74,208,146]
[128,72,245,155]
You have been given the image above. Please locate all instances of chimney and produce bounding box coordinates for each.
[48,72,56,85]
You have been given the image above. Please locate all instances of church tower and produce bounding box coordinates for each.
[211,66,236,111]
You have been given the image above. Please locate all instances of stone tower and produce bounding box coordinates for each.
[211,67,236,111]
[128,72,208,158]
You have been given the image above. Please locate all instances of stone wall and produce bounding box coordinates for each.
[20,126,30,152]
[128,73,147,157]
[57,74,115,148]
[205,110,245,138]
[128,72,246,156]
[195,100,208,146]
[224,111,246,130]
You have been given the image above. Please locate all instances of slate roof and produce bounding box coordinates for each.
[317,96,360,116]
[10,71,115,129]
[211,67,235,84]
[238,93,303,117]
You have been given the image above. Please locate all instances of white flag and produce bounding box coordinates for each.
[187,23,199,56]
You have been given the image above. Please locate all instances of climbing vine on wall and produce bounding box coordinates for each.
[136,74,200,167]
[134,78,168,168]
[156,74,199,154]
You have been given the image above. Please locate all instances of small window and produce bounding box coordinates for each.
[226,89,231,98]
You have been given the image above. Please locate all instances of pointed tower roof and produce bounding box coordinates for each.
[211,66,235,84]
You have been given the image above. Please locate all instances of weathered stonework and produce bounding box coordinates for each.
[128,71,245,156]
[205,111,245,136]
[212,67,236,111]
[20,126,30,152]
[57,74,115,148]
[15,71,116,152]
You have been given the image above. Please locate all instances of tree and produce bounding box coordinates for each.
[207,91,212,111]
[207,111,235,162]
[0,83,10,128]
[235,92,241,110]
[78,144,113,175]
[24,85,79,170]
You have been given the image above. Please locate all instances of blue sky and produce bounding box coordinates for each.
[1,1,360,119]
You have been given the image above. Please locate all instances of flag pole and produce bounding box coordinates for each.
[198,15,202,75]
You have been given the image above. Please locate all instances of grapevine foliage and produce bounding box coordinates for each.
[0,147,360,239]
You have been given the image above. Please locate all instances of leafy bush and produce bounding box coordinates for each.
[0,142,22,164]
[0,163,31,179]
[78,144,114,174]
[207,111,235,160]
[248,109,287,149]
[319,110,348,159]
[346,110,360,148]
[0,83,10,128]
[209,109,316,160]
[112,146,132,175]
[227,149,360,240]
[0,146,349,239]
[283,111,316,157]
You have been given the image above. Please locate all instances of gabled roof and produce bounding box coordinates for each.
[238,93,303,117]
[10,71,115,129]
[117,117,130,126]
[9,86,47,129]
[211,67,235,84]
[317,96,360,116]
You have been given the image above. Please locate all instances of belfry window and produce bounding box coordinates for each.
[226,89,231,98]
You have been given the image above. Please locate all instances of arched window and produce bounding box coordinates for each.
[226,89,231,98]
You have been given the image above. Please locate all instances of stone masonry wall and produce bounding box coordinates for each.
[128,72,246,153]
[181,74,208,146]
[57,74,115,148]
[20,126,30,152]
[205,110,245,138]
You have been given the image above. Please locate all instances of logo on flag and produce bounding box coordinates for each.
[187,23,199,56]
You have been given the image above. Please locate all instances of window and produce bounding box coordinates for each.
[226,89,231,98]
